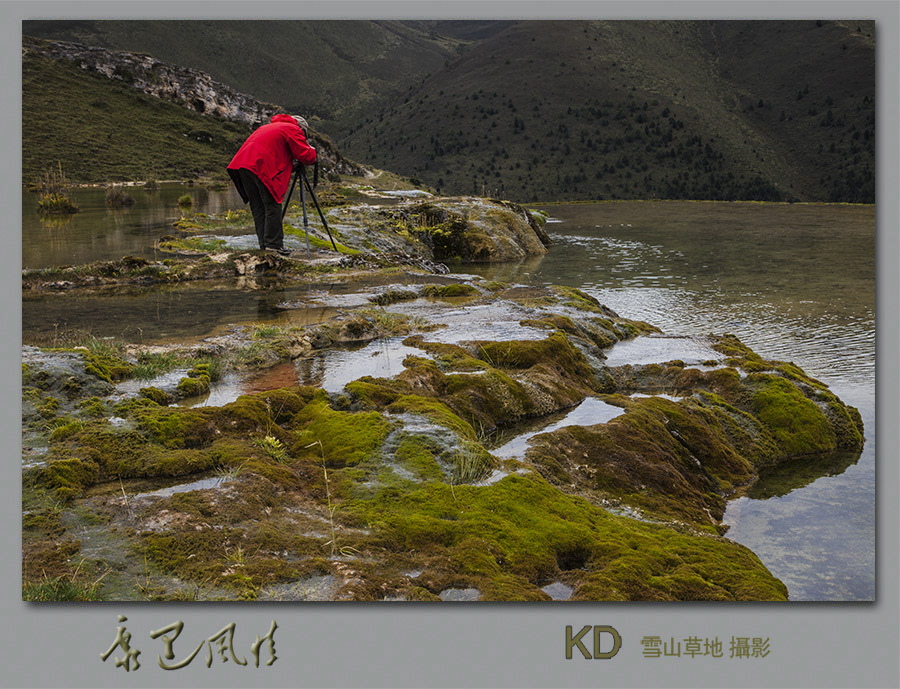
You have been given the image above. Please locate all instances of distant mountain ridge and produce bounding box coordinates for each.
[341,20,875,202]
[23,19,875,203]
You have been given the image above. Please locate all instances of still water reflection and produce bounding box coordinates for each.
[22,183,243,269]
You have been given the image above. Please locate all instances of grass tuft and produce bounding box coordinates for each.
[254,435,289,463]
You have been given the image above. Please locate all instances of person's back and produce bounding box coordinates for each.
[228,114,317,254]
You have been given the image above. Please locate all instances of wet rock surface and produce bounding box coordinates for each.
[21,270,864,602]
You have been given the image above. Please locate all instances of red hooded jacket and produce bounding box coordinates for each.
[227,114,317,203]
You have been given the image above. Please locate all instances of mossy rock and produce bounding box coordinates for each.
[83,352,134,384]
[31,457,100,501]
[747,373,838,456]
[343,473,787,601]
[422,283,480,299]
[290,395,393,470]
[176,374,210,397]
[139,386,174,406]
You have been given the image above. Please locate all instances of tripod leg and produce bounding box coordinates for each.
[282,171,299,220]
[300,172,311,259]
[301,170,338,251]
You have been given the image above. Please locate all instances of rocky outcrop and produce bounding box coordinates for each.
[326,196,551,262]
[22,35,367,178]
[23,35,281,125]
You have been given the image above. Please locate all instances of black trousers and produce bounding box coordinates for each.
[237,168,284,250]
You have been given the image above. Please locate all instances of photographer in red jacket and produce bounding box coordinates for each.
[228,114,317,256]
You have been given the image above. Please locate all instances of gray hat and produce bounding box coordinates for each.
[291,115,309,131]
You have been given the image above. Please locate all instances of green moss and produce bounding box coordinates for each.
[176,374,210,397]
[291,395,392,470]
[422,283,480,298]
[22,508,65,538]
[37,396,60,418]
[442,368,537,430]
[345,378,407,408]
[345,473,786,601]
[283,225,360,254]
[393,434,446,482]
[368,289,419,306]
[403,336,487,372]
[402,204,470,260]
[48,419,86,442]
[481,281,511,293]
[32,457,100,501]
[175,362,216,397]
[551,285,606,313]
[524,394,756,527]
[139,386,174,406]
[520,314,580,335]
[141,529,251,593]
[476,332,589,372]
[748,373,837,456]
[83,352,134,384]
[76,396,108,417]
[407,586,441,601]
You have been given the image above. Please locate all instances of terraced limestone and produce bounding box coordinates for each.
[22,277,862,601]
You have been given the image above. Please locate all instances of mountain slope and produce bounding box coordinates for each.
[338,20,875,203]
[23,19,875,203]
[22,50,254,183]
[22,20,475,136]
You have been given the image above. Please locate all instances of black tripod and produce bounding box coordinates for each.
[281,160,338,257]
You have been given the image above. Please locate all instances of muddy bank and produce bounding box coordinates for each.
[22,270,862,601]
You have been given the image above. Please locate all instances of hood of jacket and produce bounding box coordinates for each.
[270,114,300,126]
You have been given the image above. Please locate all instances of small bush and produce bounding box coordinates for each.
[452,442,494,484]
[34,162,78,215]
[105,185,135,208]
[177,194,193,208]
[37,192,79,215]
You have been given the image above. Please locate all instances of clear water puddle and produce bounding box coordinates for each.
[603,334,721,367]
[173,338,428,410]
[492,397,626,459]
[388,301,548,344]
[115,369,191,398]
[629,392,685,402]
[132,476,230,500]
[22,183,245,270]
[297,338,427,393]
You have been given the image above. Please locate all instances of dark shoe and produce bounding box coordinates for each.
[265,247,292,257]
